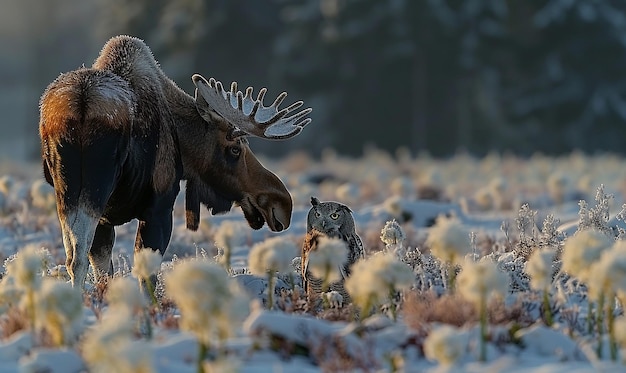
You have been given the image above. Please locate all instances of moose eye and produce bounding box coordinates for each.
[229,146,241,157]
[330,212,339,220]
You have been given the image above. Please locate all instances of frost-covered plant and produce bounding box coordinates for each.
[496,252,531,293]
[425,216,470,290]
[423,324,468,366]
[306,236,348,292]
[203,357,241,373]
[380,219,406,258]
[29,179,56,211]
[106,276,151,338]
[457,259,509,361]
[488,177,507,211]
[35,278,83,346]
[586,241,626,360]
[165,259,250,369]
[613,315,626,363]
[525,249,554,291]
[0,174,15,196]
[577,184,613,235]
[413,251,446,293]
[0,189,7,214]
[382,195,412,222]
[106,276,147,312]
[4,245,52,329]
[248,236,298,309]
[82,307,153,373]
[514,203,538,259]
[390,176,415,199]
[0,276,20,312]
[345,252,413,320]
[561,228,613,284]
[4,245,51,290]
[323,291,344,309]
[547,173,568,205]
[214,221,247,272]
[473,187,494,211]
[561,228,615,359]
[539,214,564,253]
[132,249,162,305]
[526,249,556,326]
[132,250,162,282]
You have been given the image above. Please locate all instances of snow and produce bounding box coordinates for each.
[1,153,626,372]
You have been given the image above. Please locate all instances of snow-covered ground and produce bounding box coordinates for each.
[1,150,626,372]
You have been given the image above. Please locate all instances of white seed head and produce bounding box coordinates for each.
[526,249,555,291]
[426,216,471,265]
[345,252,414,312]
[307,236,348,283]
[587,241,626,299]
[165,259,248,345]
[132,249,162,280]
[380,219,406,246]
[248,236,299,276]
[5,245,50,291]
[106,276,147,312]
[457,258,509,307]
[35,278,84,345]
[423,324,468,366]
[561,228,613,283]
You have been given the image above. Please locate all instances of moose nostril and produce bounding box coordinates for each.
[271,208,285,231]
[274,218,284,231]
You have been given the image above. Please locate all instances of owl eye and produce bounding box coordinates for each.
[315,211,321,218]
[330,212,340,220]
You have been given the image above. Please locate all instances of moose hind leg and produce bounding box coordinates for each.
[89,223,115,282]
[60,207,100,287]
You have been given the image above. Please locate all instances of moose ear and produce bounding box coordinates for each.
[310,196,320,206]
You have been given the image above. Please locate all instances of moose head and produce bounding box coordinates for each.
[182,74,312,233]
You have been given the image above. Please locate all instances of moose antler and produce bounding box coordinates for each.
[192,74,312,140]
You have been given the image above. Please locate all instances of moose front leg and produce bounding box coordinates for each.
[133,212,173,295]
[89,223,115,282]
[134,215,173,256]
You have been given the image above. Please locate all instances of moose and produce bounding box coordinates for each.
[39,35,311,288]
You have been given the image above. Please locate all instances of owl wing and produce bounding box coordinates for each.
[339,261,349,281]
[353,233,365,259]
[341,233,365,278]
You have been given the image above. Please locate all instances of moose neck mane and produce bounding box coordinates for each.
[160,81,216,180]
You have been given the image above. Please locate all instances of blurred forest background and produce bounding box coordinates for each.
[2,0,626,161]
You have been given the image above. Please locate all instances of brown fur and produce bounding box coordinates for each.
[91,36,177,194]
[39,35,296,288]
[40,70,134,142]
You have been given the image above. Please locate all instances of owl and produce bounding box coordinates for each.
[301,197,365,304]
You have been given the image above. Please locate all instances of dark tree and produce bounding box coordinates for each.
[90,0,626,157]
